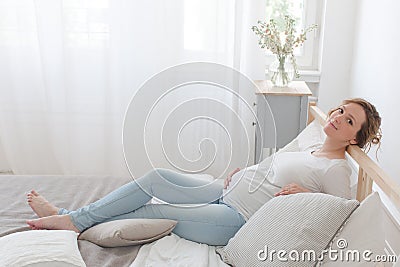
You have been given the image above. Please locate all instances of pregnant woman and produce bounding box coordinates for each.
[26,98,382,246]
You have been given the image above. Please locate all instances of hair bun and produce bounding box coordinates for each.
[371,129,382,145]
[371,136,380,145]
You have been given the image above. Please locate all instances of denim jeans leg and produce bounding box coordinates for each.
[62,168,224,231]
[101,203,246,246]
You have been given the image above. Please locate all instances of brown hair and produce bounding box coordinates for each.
[328,98,382,153]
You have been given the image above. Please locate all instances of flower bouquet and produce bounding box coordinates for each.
[252,15,317,86]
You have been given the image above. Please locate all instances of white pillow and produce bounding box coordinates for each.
[258,119,324,168]
[296,119,326,151]
[218,193,359,267]
[0,230,86,267]
[321,192,385,266]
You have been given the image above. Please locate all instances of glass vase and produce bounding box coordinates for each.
[268,56,295,87]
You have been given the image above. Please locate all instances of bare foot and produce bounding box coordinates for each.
[26,215,80,233]
[27,190,59,218]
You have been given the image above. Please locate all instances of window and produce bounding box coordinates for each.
[62,0,109,47]
[0,0,110,47]
[264,0,324,73]
[0,0,37,46]
[183,0,234,52]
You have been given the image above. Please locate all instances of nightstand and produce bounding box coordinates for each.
[254,80,312,163]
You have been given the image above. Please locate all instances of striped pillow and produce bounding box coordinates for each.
[218,193,359,267]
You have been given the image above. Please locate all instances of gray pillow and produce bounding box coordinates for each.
[78,219,177,247]
[218,193,359,267]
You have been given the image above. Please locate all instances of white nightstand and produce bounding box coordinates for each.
[254,80,312,163]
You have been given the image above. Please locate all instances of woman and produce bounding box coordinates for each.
[26,98,382,246]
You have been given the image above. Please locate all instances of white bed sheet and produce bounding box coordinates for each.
[130,233,228,267]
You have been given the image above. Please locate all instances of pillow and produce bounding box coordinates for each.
[321,192,385,266]
[218,193,359,267]
[258,119,324,168]
[296,119,326,151]
[0,230,86,267]
[78,219,177,247]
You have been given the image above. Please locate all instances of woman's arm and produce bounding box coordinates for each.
[274,183,311,196]
[274,164,352,198]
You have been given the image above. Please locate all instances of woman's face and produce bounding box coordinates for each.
[324,102,367,145]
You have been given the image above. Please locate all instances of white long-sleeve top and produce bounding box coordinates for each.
[222,149,352,221]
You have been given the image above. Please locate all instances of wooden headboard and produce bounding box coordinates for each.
[308,105,400,207]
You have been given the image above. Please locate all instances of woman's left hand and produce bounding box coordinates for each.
[274,183,311,196]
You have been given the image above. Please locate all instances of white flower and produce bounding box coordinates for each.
[252,15,317,78]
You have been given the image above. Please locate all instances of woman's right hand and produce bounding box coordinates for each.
[224,168,241,189]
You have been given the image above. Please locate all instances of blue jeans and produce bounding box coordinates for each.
[59,168,246,246]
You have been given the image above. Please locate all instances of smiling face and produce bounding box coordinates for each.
[324,102,367,146]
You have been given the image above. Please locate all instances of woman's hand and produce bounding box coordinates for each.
[274,183,311,196]
[224,168,241,189]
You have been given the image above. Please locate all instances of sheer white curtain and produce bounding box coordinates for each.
[0,0,264,176]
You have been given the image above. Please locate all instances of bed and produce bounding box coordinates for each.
[0,105,399,267]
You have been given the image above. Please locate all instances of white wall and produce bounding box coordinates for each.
[318,0,400,183]
[318,0,359,111]
[349,0,400,182]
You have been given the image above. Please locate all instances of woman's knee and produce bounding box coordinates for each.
[141,168,166,183]
[144,168,186,186]
[145,168,173,179]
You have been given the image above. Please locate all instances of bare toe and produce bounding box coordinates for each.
[27,191,59,218]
